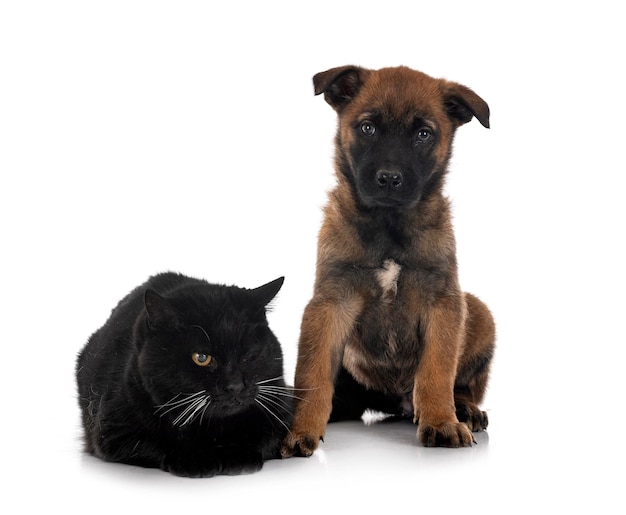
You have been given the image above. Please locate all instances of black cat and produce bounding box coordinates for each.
[76,272,293,477]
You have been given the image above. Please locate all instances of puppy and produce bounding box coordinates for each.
[282,65,495,457]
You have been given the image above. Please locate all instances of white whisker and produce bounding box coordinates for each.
[174,397,205,426]
[257,392,293,414]
[255,377,284,385]
[155,391,205,412]
[154,390,211,427]
[254,397,292,435]
[199,399,212,425]
[258,385,308,402]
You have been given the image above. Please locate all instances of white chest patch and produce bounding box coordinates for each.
[375,259,401,300]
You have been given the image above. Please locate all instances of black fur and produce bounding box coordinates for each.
[76,272,292,477]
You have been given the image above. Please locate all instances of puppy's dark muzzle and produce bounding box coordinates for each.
[376,169,403,192]
[357,165,419,208]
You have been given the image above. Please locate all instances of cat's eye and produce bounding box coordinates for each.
[192,352,212,367]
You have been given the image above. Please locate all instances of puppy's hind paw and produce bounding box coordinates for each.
[455,401,489,431]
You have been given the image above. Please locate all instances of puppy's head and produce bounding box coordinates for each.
[314,65,489,210]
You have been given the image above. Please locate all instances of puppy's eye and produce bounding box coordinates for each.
[416,128,432,143]
[360,121,376,136]
[192,352,212,367]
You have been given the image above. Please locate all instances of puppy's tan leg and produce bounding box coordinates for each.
[413,295,475,447]
[281,294,362,457]
[454,293,495,431]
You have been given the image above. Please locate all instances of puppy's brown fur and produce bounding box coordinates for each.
[282,66,495,457]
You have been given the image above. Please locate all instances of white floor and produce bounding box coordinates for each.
[15,383,622,514]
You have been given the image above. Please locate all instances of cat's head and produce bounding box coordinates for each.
[134,277,286,425]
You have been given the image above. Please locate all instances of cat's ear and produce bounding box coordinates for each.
[248,277,284,308]
[144,289,179,330]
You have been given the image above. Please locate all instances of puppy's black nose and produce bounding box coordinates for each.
[376,170,403,190]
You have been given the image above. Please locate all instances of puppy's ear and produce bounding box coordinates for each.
[443,82,490,128]
[313,65,369,111]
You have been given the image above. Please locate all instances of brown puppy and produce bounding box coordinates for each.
[282,65,495,457]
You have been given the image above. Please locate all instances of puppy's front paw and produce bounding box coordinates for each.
[281,432,321,458]
[418,421,476,448]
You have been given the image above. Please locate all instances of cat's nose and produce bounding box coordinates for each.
[226,376,245,395]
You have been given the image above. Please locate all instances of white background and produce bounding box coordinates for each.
[2,1,624,513]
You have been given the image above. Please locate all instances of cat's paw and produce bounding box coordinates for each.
[163,460,221,478]
[218,451,264,476]
[418,421,476,448]
[220,459,263,476]
[281,432,321,458]
[163,455,263,478]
